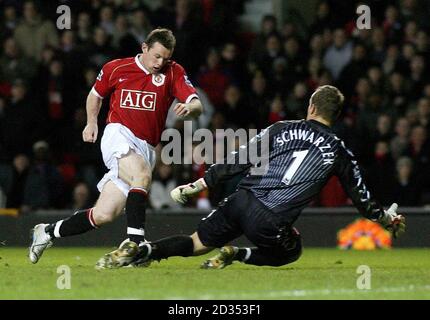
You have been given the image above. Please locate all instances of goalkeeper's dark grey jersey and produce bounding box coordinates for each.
[204,120,384,225]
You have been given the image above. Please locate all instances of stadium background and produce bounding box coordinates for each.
[0,0,429,247]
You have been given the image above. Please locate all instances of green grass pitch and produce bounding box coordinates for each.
[0,247,429,299]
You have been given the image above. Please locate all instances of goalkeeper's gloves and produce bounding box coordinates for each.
[170,178,208,204]
[379,203,406,239]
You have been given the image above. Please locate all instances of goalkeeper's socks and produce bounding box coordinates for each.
[126,187,148,244]
[137,235,194,261]
[234,248,252,262]
[240,248,301,266]
[45,208,97,238]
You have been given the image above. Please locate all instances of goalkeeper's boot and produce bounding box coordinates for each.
[29,224,53,264]
[95,240,139,269]
[201,246,238,269]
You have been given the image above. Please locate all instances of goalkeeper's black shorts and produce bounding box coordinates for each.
[197,188,302,253]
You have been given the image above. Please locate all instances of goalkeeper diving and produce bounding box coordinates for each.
[96,85,406,269]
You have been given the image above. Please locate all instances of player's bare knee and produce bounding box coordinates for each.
[93,214,114,226]
[128,161,152,187]
[119,154,152,188]
[130,171,151,188]
[92,208,116,226]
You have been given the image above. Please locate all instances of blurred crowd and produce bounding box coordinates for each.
[0,0,429,213]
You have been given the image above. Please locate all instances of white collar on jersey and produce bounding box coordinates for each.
[135,54,150,74]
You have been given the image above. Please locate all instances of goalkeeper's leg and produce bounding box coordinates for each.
[230,244,302,267]
[202,228,302,268]
[243,227,302,266]
[96,232,213,269]
[96,190,244,268]
[133,191,243,264]
[202,200,303,269]
[139,232,211,261]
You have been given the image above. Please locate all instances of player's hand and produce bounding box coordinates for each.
[82,123,98,143]
[379,203,406,239]
[170,178,207,204]
[173,103,191,118]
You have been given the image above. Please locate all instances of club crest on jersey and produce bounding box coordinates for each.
[120,89,156,111]
[152,73,166,87]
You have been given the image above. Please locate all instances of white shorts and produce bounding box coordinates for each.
[97,123,156,196]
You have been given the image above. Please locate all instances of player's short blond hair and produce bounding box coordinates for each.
[311,85,344,123]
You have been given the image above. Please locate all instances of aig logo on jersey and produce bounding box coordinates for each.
[120,89,157,111]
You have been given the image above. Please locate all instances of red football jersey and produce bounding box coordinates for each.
[92,54,198,146]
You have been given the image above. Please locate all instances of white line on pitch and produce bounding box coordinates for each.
[166,284,430,300]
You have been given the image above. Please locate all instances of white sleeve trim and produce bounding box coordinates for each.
[91,87,104,99]
[185,93,199,104]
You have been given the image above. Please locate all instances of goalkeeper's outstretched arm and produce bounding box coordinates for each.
[171,123,278,204]
[335,142,406,238]
[170,147,253,205]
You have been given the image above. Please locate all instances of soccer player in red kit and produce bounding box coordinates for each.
[29,28,203,264]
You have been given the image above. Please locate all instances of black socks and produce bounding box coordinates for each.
[45,208,97,238]
[137,235,194,261]
[235,248,251,261]
[126,188,148,244]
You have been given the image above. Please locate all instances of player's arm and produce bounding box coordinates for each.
[82,63,114,143]
[170,148,252,204]
[82,91,102,143]
[170,145,252,204]
[173,97,203,119]
[203,147,254,189]
[171,124,278,204]
[335,143,406,238]
[172,63,202,119]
